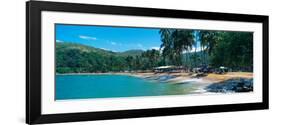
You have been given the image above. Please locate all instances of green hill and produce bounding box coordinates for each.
[56,42,146,73]
[56,42,143,57]
[56,42,115,56]
[119,49,144,57]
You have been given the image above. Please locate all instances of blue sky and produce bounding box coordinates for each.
[56,24,162,52]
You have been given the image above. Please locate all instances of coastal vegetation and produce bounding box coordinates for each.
[56,29,253,73]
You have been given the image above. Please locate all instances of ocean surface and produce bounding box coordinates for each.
[55,74,199,100]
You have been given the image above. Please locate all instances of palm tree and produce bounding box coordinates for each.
[200,30,220,66]
[176,30,194,68]
[171,30,184,66]
[200,31,213,65]
[200,31,208,65]
[159,29,195,67]
[159,29,174,65]
[192,30,200,68]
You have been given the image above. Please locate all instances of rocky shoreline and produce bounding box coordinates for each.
[205,78,253,93]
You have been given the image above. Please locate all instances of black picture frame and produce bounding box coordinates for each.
[26,1,269,124]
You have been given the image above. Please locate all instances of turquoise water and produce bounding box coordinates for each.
[56,75,198,100]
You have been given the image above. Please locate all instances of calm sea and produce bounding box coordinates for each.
[55,74,199,100]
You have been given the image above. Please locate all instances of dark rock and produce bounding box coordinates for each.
[205,78,253,93]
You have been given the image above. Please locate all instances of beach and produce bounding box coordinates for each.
[58,72,253,84]
[57,72,253,93]
[130,72,253,93]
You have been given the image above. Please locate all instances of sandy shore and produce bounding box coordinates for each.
[58,72,253,85]
[131,72,252,84]
[130,72,253,93]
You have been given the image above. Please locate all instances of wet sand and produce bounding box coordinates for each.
[58,72,253,84]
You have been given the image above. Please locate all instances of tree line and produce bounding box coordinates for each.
[56,29,253,73]
[159,29,253,71]
[56,43,165,73]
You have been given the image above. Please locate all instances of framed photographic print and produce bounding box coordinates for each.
[26,1,269,124]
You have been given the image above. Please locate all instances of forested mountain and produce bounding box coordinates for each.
[56,42,158,73]
[118,50,144,57]
[56,42,115,56]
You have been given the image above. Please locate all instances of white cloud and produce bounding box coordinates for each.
[79,35,97,41]
[56,40,63,42]
[150,46,160,50]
